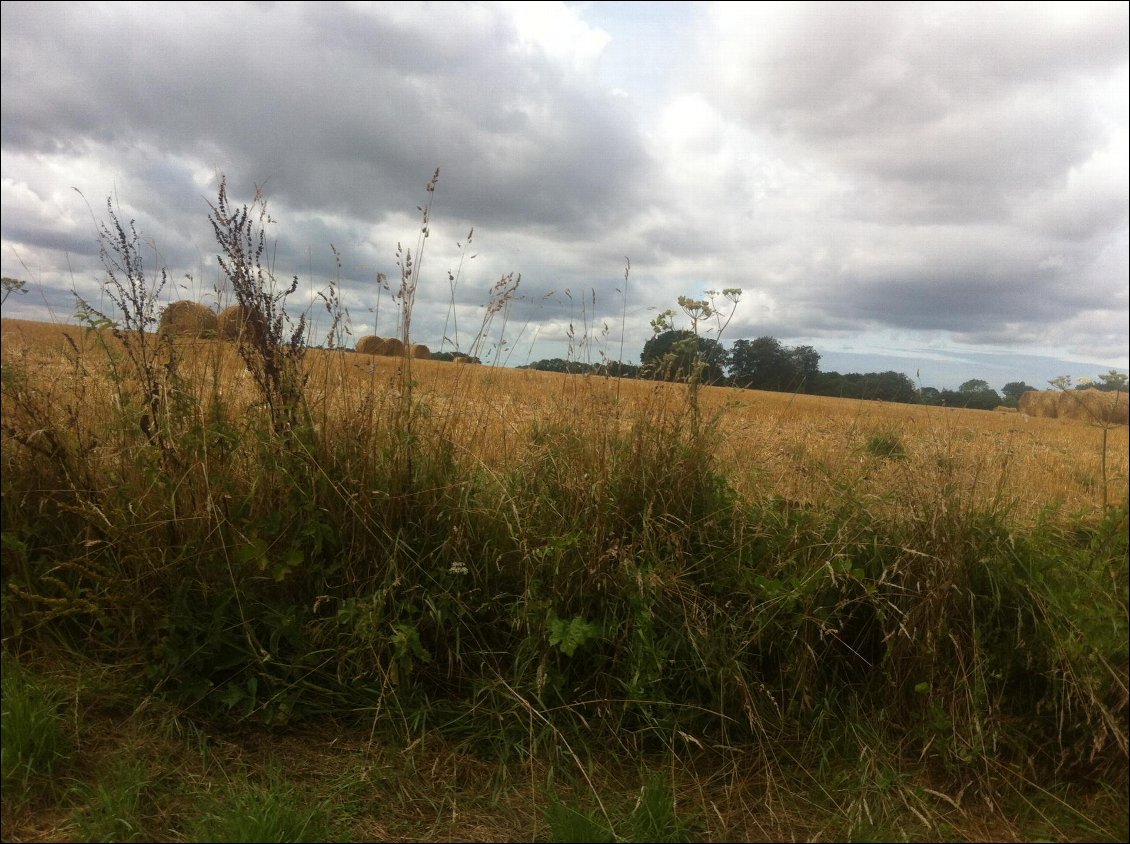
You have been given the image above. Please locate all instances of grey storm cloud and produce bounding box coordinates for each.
[1,1,1126,387]
[691,2,1127,357]
[2,1,647,241]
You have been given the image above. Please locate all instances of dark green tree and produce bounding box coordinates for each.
[811,371,918,403]
[787,345,821,392]
[940,386,1001,410]
[918,386,942,404]
[1002,381,1035,400]
[523,358,590,374]
[641,330,727,384]
[729,337,796,391]
[1001,381,1035,408]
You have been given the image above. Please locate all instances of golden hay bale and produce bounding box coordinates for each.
[216,304,264,341]
[1017,391,1042,416]
[355,335,383,355]
[1038,392,1060,418]
[1108,392,1130,425]
[410,343,431,359]
[377,337,405,356]
[453,355,469,365]
[1057,388,1129,425]
[158,300,217,338]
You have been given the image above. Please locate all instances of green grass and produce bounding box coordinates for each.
[69,755,157,842]
[543,770,698,844]
[1,655,70,805]
[186,776,332,843]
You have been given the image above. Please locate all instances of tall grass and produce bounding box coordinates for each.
[1,173,1126,840]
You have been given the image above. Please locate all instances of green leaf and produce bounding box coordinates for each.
[235,537,269,568]
[548,614,599,657]
[219,683,246,710]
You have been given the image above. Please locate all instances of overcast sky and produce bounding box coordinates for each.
[2,1,1127,390]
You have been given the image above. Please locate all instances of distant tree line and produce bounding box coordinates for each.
[518,330,1129,411]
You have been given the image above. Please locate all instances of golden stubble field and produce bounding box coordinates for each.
[3,316,1126,527]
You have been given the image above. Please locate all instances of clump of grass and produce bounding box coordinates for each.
[187,776,332,843]
[864,430,907,460]
[1,657,70,803]
[543,769,697,843]
[544,799,615,844]
[68,755,156,843]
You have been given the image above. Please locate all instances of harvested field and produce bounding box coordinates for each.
[4,317,1125,526]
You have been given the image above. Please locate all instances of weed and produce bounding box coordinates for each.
[209,177,310,435]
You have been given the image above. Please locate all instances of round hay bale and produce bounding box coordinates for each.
[1019,390,1065,419]
[377,337,405,356]
[1108,391,1130,425]
[1058,388,1129,425]
[410,343,431,359]
[1017,390,1042,416]
[453,355,469,365]
[355,335,383,355]
[1029,391,1058,419]
[1056,389,1091,422]
[158,300,217,338]
[1043,391,1062,418]
[216,304,263,341]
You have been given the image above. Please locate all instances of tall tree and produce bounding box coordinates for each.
[641,330,727,383]
[1001,381,1035,408]
[1001,381,1035,401]
[729,337,796,391]
[788,345,821,392]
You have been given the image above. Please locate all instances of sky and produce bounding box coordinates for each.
[1,1,1127,391]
